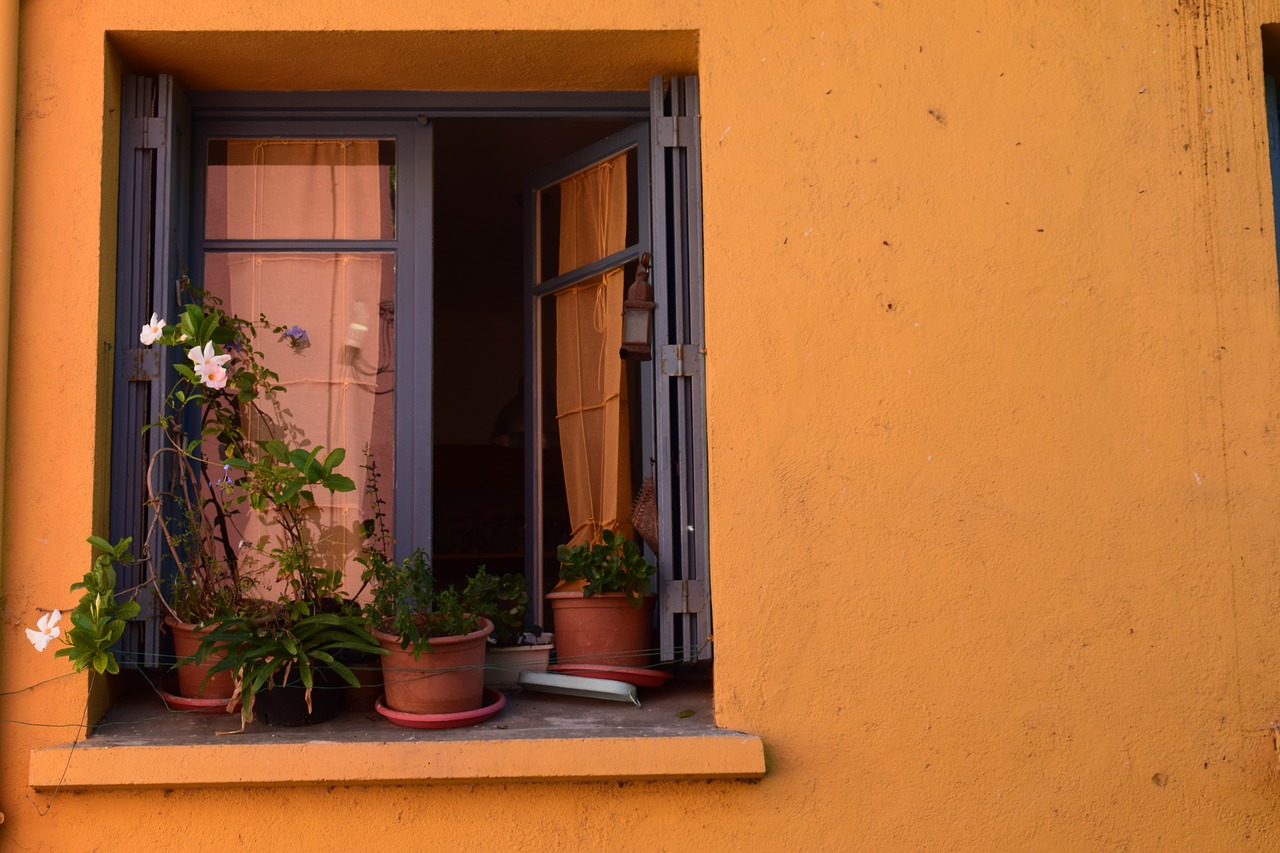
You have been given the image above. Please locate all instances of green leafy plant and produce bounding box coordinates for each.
[143,278,359,623]
[556,528,656,606]
[224,439,355,605]
[460,566,530,647]
[198,605,383,725]
[357,458,482,656]
[360,548,482,658]
[27,537,142,675]
[139,279,375,720]
[141,283,288,622]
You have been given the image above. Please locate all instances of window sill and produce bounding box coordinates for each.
[28,669,764,789]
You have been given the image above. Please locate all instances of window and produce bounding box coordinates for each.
[111,77,710,669]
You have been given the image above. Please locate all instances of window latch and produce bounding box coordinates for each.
[122,347,160,382]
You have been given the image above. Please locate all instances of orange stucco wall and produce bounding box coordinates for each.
[7,0,1280,849]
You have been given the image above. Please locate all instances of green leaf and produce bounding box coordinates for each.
[249,657,285,694]
[263,440,290,463]
[323,474,356,493]
[86,535,113,553]
[321,447,346,472]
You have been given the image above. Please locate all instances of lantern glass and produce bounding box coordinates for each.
[623,304,652,350]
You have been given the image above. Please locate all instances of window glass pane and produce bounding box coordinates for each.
[206,139,396,240]
[203,251,396,599]
[536,147,636,285]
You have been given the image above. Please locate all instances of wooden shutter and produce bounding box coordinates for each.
[111,75,190,667]
[650,76,711,662]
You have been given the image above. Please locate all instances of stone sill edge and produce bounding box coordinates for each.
[30,732,766,789]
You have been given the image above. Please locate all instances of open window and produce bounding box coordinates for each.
[110,77,710,673]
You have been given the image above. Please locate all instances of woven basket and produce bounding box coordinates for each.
[633,476,660,554]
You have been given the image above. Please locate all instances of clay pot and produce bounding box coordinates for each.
[165,615,235,700]
[545,592,654,668]
[373,618,493,714]
[338,649,385,712]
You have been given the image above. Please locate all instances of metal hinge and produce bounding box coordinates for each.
[125,116,166,150]
[659,344,703,378]
[663,579,708,615]
[122,347,160,382]
[656,116,694,149]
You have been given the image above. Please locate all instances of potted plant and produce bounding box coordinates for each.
[195,442,384,726]
[362,548,493,716]
[135,282,297,700]
[139,281,385,721]
[198,602,382,727]
[206,438,391,726]
[547,528,657,668]
[460,566,553,689]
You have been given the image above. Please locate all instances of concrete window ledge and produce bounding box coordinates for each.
[29,673,765,789]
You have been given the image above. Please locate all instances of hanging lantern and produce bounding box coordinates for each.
[620,252,655,360]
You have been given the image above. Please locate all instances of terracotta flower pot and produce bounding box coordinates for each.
[545,592,654,668]
[338,648,385,712]
[373,618,493,714]
[165,615,236,700]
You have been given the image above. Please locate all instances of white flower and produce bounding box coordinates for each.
[26,610,62,652]
[139,313,166,346]
[187,341,233,388]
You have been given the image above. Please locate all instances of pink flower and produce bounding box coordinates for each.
[187,341,233,389]
[204,363,229,390]
[139,313,166,346]
[26,610,62,652]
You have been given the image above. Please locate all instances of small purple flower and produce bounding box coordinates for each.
[281,325,311,352]
[216,463,234,491]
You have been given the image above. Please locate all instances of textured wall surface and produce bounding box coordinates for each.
[6,1,1280,849]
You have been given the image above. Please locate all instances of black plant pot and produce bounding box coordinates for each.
[255,665,345,727]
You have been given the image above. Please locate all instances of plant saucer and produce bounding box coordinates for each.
[157,687,238,714]
[548,664,673,688]
[374,688,507,729]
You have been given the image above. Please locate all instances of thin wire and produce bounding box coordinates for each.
[26,676,89,817]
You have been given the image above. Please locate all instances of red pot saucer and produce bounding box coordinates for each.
[548,664,673,688]
[374,688,507,729]
[156,688,238,714]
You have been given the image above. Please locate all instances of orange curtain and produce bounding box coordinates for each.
[555,155,632,547]
[209,139,393,240]
[207,140,394,598]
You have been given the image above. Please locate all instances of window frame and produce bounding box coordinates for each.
[112,79,710,667]
[191,118,431,561]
